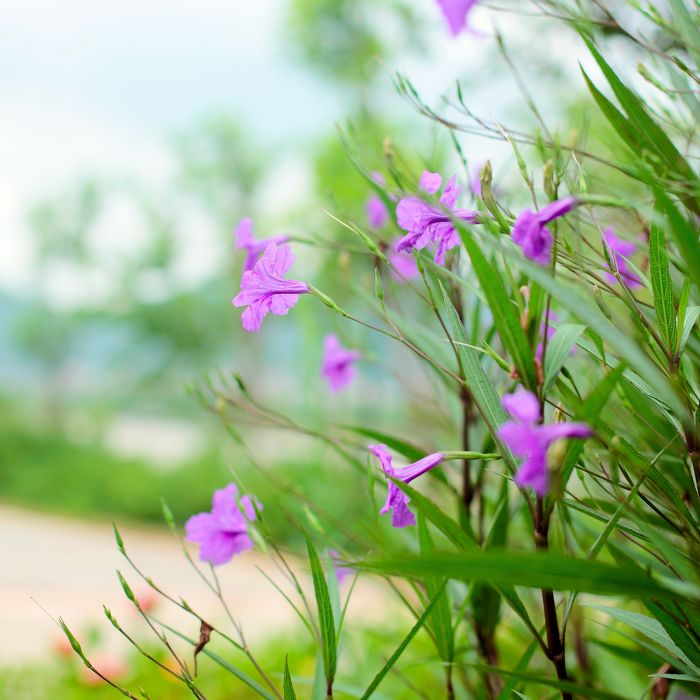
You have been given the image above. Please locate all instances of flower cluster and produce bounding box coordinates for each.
[396,171,479,265]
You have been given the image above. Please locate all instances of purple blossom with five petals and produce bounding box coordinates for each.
[512,197,577,266]
[232,243,309,332]
[369,444,444,528]
[388,237,419,282]
[235,217,289,272]
[185,484,259,566]
[435,0,480,36]
[321,334,361,393]
[497,388,592,496]
[603,227,641,288]
[396,171,479,265]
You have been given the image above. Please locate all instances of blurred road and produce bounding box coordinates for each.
[0,504,384,663]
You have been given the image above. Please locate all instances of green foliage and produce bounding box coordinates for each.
[16,1,700,699]
[285,0,421,86]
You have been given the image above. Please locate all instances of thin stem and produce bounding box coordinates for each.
[210,568,283,700]
[534,496,572,700]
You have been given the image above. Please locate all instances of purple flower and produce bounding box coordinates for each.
[321,334,361,393]
[388,237,420,282]
[185,484,259,565]
[235,218,289,272]
[369,444,444,528]
[435,0,479,36]
[497,388,592,496]
[396,172,479,265]
[603,227,641,288]
[512,197,576,266]
[366,194,389,229]
[419,170,443,194]
[232,242,309,332]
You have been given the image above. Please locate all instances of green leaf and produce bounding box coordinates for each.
[587,605,700,674]
[654,189,700,295]
[558,364,625,490]
[360,584,446,700]
[462,663,631,700]
[581,68,644,158]
[679,306,700,355]
[391,478,475,552]
[359,551,694,600]
[305,534,337,686]
[543,323,586,393]
[283,657,297,700]
[503,250,685,419]
[391,480,538,639]
[646,602,700,673]
[440,284,516,472]
[496,639,538,700]
[311,654,325,700]
[669,0,700,68]
[583,37,699,211]
[649,224,677,353]
[340,425,425,462]
[418,516,454,662]
[457,231,537,389]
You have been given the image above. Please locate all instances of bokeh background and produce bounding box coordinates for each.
[0,0,606,696]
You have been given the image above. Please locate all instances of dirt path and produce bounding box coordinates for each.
[0,504,386,664]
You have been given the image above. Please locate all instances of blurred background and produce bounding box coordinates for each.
[0,0,601,695]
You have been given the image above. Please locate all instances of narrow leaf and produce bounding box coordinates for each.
[543,323,585,393]
[440,284,516,472]
[360,584,446,700]
[306,535,337,685]
[283,657,297,700]
[649,224,677,352]
[359,551,694,600]
[458,231,537,389]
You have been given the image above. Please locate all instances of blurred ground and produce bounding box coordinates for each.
[0,504,387,663]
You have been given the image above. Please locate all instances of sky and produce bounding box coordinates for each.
[0,0,351,293]
[0,0,585,299]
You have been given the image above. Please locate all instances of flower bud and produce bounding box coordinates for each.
[479,160,509,231]
[543,159,556,201]
[593,285,613,320]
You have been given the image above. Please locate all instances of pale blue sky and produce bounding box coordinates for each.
[0,0,576,297]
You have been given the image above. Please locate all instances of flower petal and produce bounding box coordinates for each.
[498,421,539,458]
[502,387,540,423]
[537,196,576,223]
[419,170,442,194]
[369,444,393,474]
[395,452,444,483]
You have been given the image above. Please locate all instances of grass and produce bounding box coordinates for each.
[0,420,370,546]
